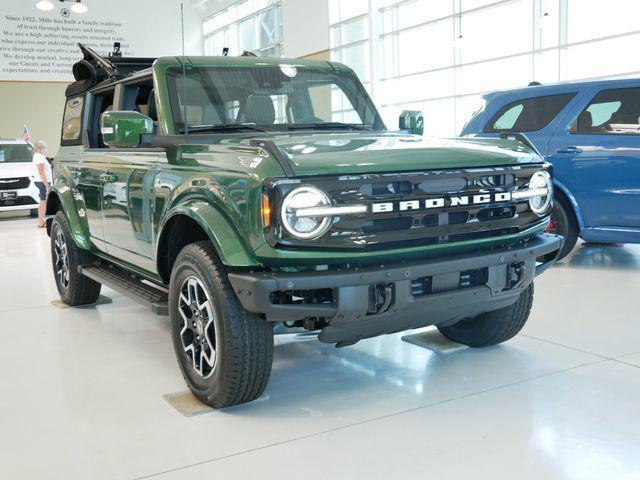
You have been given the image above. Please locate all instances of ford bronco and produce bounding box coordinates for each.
[46,45,562,408]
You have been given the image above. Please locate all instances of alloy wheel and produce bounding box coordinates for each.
[178,276,217,379]
[53,227,70,291]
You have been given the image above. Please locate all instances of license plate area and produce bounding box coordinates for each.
[0,191,17,200]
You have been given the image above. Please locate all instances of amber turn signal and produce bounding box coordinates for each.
[261,194,272,227]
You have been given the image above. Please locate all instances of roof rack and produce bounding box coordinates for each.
[66,43,156,97]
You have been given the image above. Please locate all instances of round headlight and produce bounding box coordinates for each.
[528,171,552,216]
[281,186,332,239]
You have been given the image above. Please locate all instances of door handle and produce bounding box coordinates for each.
[556,146,583,154]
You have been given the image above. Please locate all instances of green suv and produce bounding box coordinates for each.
[46,45,561,408]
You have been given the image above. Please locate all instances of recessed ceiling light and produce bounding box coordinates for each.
[70,1,88,13]
[36,0,55,11]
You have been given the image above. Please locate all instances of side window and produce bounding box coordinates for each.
[61,96,84,145]
[573,88,640,135]
[121,79,154,116]
[89,88,115,148]
[485,93,576,133]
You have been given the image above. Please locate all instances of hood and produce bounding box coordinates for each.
[268,132,542,177]
[0,162,33,179]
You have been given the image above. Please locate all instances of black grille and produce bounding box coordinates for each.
[272,165,546,250]
[0,177,30,190]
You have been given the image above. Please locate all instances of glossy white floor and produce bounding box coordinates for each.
[1,214,639,480]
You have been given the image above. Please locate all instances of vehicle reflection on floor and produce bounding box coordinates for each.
[566,241,640,270]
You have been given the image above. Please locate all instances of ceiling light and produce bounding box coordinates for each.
[36,0,55,11]
[70,1,88,13]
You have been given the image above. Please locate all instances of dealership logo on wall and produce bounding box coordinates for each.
[60,7,71,18]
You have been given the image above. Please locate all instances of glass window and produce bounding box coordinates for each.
[493,104,524,130]
[567,0,640,44]
[485,93,576,133]
[459,0,533,64]
[0,144,33,163]
[574,88,640,135]
[343,16,368,44]
[398,20,453,75]
[203,1,282,57]
[330,0,368,23]
[397,0,453,29]
[62,96,84,142]
[166,65,385,132]
[561,33,640,81]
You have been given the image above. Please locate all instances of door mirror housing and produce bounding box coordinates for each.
[101,111,153,148]
[399,110,424,136]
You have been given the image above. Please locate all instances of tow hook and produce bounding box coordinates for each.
[368,283,394,314]
[507,262,526,289]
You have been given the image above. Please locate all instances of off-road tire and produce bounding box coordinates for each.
[50,211,102,306]
[169,242,274,409]
[550,195,578,260]
[437,284,533,347]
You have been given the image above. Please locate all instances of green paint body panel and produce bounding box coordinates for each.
[52,56,549,285]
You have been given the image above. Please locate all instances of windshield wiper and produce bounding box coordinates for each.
[179,124,268,134]
[287,122,372,131]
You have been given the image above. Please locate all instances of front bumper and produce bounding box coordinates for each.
[0,182,40,212]
[229,234,563,345]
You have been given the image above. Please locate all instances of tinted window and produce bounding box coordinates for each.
[574,88,640,135]
[485,93,576,133]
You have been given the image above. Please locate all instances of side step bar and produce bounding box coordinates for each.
[78,263,169,315]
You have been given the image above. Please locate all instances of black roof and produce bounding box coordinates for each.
[65,43,156,97]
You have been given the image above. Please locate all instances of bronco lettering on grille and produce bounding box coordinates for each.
[371,192,512,213]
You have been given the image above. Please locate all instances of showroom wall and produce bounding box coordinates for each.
[0,0,202,154]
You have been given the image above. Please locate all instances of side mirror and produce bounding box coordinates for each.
[101,111,153,148]
[399,110,424,136]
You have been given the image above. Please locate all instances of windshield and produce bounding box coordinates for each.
[0,144,33,163]
[166,64,386,133]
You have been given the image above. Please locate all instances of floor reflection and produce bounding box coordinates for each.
[566,242,640,270]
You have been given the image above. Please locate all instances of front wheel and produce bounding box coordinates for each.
[437,284,533,347]
[169,242,274,409]
[50,211,102,306]
[546,196,578,260]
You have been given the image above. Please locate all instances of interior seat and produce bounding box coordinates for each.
[242,95,275,125]
[576,110,595,132]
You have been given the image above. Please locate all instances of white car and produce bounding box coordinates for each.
[0,140,40,215]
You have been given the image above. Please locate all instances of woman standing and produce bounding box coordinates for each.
[32,139,52,228]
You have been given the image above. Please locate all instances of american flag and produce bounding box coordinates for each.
[22,125,32,145]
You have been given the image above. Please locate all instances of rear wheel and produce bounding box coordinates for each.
[169,242,273,408]
[546,195,578,260]
[437,284,533,347]
[50,211,102,306]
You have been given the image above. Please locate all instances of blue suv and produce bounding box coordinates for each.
[461,79,640,259]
